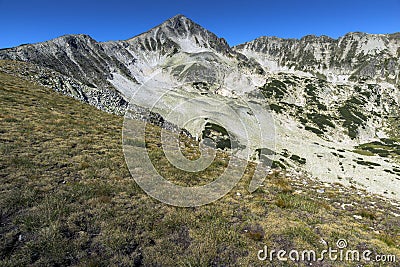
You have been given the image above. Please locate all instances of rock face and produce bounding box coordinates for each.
[128,14,233,55]
[1,16,398,110]
[0,34,136,90]
[235,32,400,84]
[1,15,400,199]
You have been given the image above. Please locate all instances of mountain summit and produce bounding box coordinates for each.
[127,14,232,55]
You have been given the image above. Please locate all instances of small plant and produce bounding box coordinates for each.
[243,224,265,241]
[356,209,376,220]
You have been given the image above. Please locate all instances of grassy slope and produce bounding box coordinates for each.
[0,62,399,266]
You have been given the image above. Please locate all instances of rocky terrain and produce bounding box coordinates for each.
[1,14,399,199]
[235,32,400,84]
[1,69,399,265]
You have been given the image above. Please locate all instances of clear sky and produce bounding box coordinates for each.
[1,0,399,48]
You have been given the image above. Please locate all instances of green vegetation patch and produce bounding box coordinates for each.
[306,113,335,131]
[338,98,368,139]
[269,103,286,113]
[289,154,306,165]
[271,160,286,169]
[260,79,288,100]
[355,139,400,159]
[275,193,320,213]
[354,160,381,167]
[305,125,324,135]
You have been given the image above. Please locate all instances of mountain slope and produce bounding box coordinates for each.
[0,15,263,101]
[234,32,400,84]
[1,63,399,266]
[1,15,400,200]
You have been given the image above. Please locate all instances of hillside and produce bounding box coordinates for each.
[1,60,399,266]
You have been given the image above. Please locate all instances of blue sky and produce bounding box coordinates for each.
[1,0,399,48]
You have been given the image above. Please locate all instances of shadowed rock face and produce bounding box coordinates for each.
[0,34,119,88]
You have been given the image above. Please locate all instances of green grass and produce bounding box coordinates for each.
[0,60,400,266]
[355,139,400,161]
[274,193,321,213]
[353,149,375,156]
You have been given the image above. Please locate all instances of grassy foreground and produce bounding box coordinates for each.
[0,62,399,266]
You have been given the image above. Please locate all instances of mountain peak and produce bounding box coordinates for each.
[161,14,204,35]
[128,14,232,55]
[53,34,95,43]
[168,14,191,22]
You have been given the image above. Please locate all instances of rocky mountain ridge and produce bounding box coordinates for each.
[235,32,400,84]
[1,15,400,199]
[1,15,398,101]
